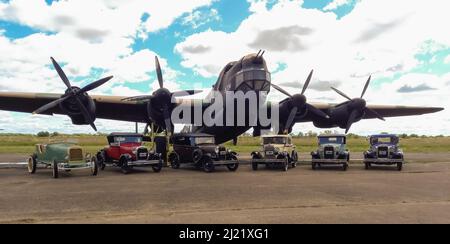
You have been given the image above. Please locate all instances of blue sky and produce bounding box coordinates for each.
[0,0,448,135]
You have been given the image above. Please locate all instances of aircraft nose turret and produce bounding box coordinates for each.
[232,51,271,93]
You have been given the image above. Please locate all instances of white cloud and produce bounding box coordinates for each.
[445,55,450,64]
[182,8,220,29]
[175,0,450,135]
[323,0,353,11]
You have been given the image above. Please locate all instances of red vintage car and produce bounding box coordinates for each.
[96,133,163,174]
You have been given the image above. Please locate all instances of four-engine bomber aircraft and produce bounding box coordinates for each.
[0,52,444,144]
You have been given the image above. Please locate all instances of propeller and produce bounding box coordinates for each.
[331,76,385,134]
[33,57,113,131]
[122,56,202,134]
[271,70,330,132]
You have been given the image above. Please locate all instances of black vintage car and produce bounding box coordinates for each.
[169,133,239,173]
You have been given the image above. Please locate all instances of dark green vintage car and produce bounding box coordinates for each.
[27,142,98,178]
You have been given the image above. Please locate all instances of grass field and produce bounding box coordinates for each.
[1,134,449,155]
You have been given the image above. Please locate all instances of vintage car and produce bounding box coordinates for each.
[168,133,239,173]
[27,142,97,179]
[364,134,404,171]
[251,135,298,171]
[96,133,163,174]
[311,134,350,171]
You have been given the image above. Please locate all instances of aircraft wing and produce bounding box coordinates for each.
[0,92,149,123]
[363,105,444,119]
[295,102,444,122]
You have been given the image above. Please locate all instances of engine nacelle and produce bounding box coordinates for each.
[59,89,97,125]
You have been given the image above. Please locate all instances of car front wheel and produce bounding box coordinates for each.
[152,160,163,173]
[251,155,259,171]
[91,157,98,176]
[120,157,130,174]
[226,155,239,172]
[27,155,37,174]
[203,157,215,173]
[397,162,403,171]
[52,161,59,179]
[169,153,180,169]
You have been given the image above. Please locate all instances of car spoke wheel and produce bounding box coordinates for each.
[152,160,163,173]
[120,157,130,174]
[343,163,348,171]
[52,161,59,179]
[202,157,215,173]
[169,153,180,169]
[397,162,403,171]
[283,158,289,172]
[91,157,98,176]
[226,155,239,172]
[251,155,259,171]
[27,156,37,174]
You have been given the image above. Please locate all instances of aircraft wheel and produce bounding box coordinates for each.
[312,162,318,170]
[52,161,59,179]
[96,152,106,170]
[27,155,37,174]
[202,157,215,173]
[365,162,371,170]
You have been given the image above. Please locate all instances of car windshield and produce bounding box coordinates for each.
[319,137,345,145]
[371,137,396,145]
[114,136,142,144]
[194,137,215,145]
[263,137,287,145]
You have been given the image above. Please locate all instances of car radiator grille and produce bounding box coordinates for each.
[378,147,389,158]
[324,147,335,159]
[69,148,83,161]
[137,148,148,160]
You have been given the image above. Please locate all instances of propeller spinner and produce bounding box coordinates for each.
[33,57,113,131]
[271,70,330,132]
[331,76,385,134]
[122,56,202,134]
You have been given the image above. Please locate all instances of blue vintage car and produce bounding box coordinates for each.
[364,134,404,171]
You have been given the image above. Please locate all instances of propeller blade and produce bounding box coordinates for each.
[33,96,70,115]
[162,104,172,134]
[301,70,314,95]
[271,83,292,98]
[285,107,298,132]
[51,57,72,89]
[361,75,371,98]
[74,96,97,131]
[345,110,359,134]
[171,90,203,97]
[155,56,164,89]
[365,108,386,121]
[305,104,330,119]
[121,95,153,102]
[79,76,113,94]
[331,87,352,101]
